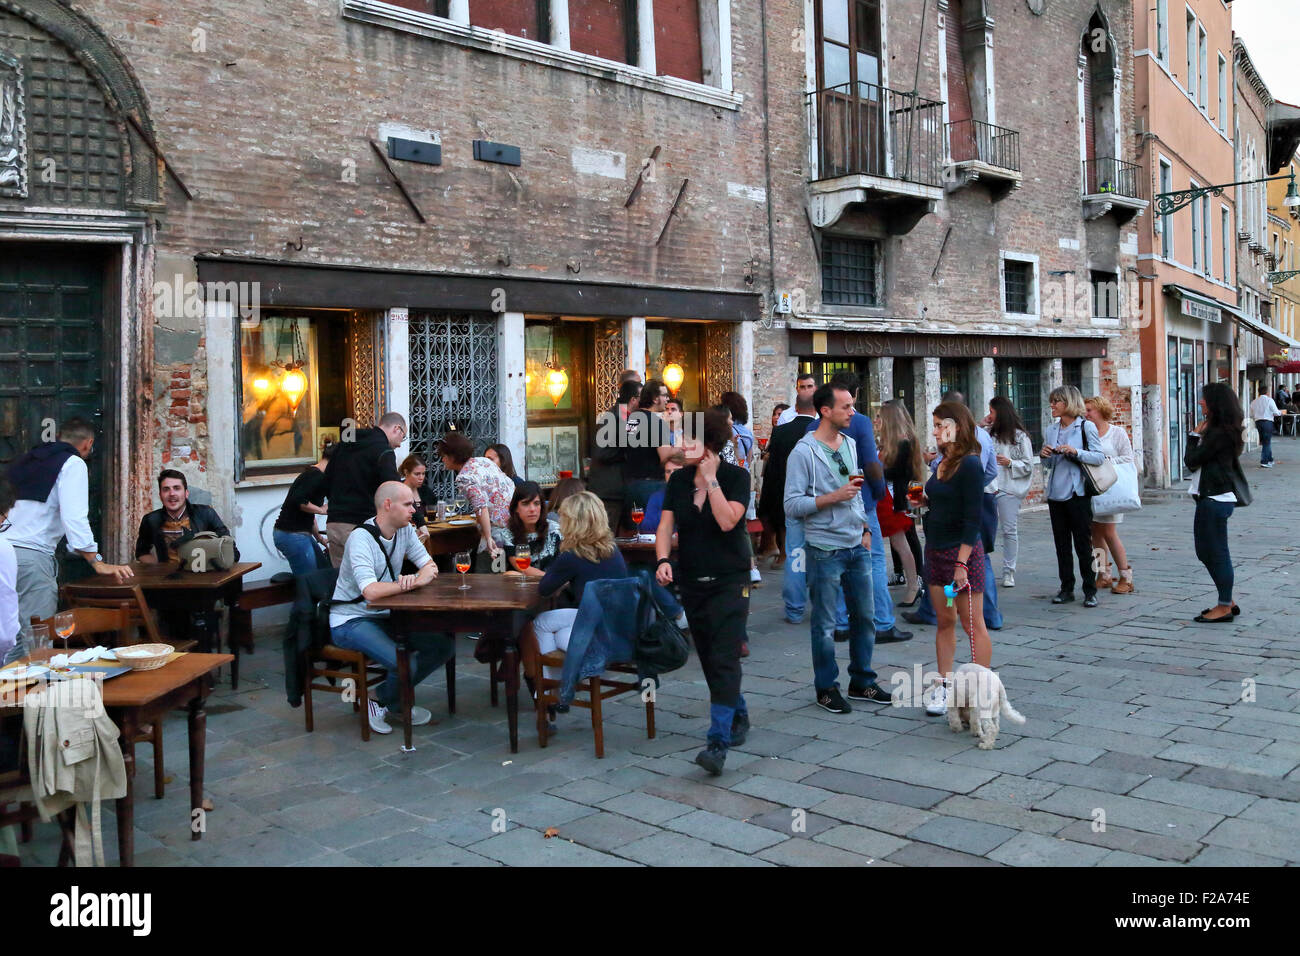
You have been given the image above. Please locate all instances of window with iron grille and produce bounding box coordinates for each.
[939,359,970,404]
[1003,259,1033,314]
[822,236,881,306]
[1062,359,1083,394]
[995,359,1042,447]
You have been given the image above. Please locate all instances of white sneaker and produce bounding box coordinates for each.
[390,705,433,727]
[924,682,949,716]
[1002,571,1015,588]
[750,567,762,584]
[675,612,689,630]
[368,700,393,735]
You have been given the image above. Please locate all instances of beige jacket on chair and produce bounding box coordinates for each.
[23,678,127,866]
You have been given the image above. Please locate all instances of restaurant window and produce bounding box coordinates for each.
[1062,359,1083,393]
[239,311,350,472]
[1002,258,1035,315]
[525,320,589,483]
[939,359,970,405]
[797,359,873,414]
[646,322,705,410]
[569,0,635,63]
[821,235,881,307]
[1091,270,1118,320]
[995,358,1042,447]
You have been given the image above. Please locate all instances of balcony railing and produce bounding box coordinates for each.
[947,119,1020,172]
[806,82,944,187]
[1082,157,1146,201]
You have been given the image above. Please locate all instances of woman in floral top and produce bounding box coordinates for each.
[494,481,563,577]
[438,432,515,559]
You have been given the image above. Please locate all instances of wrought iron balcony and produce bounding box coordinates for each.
[945,119,1021,194]
[1081,157,1148,223]
[805,81,944,230]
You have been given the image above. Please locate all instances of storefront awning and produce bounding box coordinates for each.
[196,256,761,322]
[1236,310,1300,350]
[1164,284,1231,324]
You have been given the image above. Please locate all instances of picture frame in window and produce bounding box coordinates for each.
[526,426,556,482]
[552,425,579,477]
[240,315,320,469]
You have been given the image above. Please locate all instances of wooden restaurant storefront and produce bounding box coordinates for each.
[786,329,1111,449]
[196,258,759,575]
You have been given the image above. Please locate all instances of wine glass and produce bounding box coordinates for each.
[907,480,925,513]
[454,551,472,590]
[53,611,75,660]
[513,544,531,585]
[630,503,645,538]
[453,493,468,520]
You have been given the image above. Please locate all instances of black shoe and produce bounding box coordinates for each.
[875,627,913,643]
[1202,605,1241,617]
[897,592,922,608]
[1051,591,1075,604]
[695,741,727,776]
[833,629,850,643]
[1082,594,1098,608]
[816,686,852,713]
[902,610,935,626]
[730,713,750,748]
[847,681,892,704]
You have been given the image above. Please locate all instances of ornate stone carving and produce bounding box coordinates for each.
[0,49,24,198]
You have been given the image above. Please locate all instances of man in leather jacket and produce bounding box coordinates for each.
[135,469,239,563]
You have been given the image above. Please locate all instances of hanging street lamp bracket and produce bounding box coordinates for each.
[1154,172,1298,218]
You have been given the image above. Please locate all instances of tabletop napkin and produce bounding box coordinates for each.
[49,645,117,667]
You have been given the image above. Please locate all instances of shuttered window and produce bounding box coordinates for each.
[569,0,632,63]
[653,0,703,82]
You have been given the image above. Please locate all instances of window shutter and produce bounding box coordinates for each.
[945,0,975,161]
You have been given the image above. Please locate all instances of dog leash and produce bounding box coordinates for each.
[943,568,977,660]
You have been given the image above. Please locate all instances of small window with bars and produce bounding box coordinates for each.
[1062,359,1083,394]
[995,359,1043,447]
[1003,259,1034,315]
[822,236,881,307]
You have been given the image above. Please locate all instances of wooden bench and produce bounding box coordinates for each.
[228,573,296,689]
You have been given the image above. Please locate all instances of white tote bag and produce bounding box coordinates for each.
[1091,460,1141,516]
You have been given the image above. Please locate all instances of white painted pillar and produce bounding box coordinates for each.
[386,308,411,462]
[1081,357,1102,399]
[625,317,647,379]
[206,297,236,522]
[637,0,656,73]
[736,320,754,419]
[919,357,941,451]
[550,0,571,48]
[448,0,469,25]
[498,312,527,470]
[971,357,996,418]
[718,0,733,91]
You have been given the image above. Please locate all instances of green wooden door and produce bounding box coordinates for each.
[0,242,111,577]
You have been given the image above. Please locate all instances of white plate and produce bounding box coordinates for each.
[445,518,476,526]
[0,664,49,682]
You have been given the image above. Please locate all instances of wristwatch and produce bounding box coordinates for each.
[708,480,720,489]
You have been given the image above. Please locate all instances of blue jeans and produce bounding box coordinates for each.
[1257,420,1274,464]
[806,544,875,691]
[784,518,848,628]
[1193,498,1235,605]
[274,528,327,577]
[331,616,455,709]
[866,510,896,632]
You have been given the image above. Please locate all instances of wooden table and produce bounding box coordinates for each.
[617,537,676,567]
[66,561,260,686]
[422,520,481,566]
[2,651,231,866]
[369,575,540,753]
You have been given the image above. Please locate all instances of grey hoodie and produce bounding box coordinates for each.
[783,432,869,550]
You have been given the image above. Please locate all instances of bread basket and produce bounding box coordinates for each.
[112,643,173,671]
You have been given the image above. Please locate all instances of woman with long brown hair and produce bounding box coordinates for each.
[876,400,924,606]
[917,402,991,717]
[1186,382,1250,622]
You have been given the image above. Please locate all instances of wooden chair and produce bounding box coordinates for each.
[63,583,188,649]
[531,652,654,758]
[31,605,168,800]
[304,647,457,742]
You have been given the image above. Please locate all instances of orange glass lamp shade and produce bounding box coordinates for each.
[544,366,569,406]
[281,365,308,412]
[251,376,272,394]
[663,362,685,393]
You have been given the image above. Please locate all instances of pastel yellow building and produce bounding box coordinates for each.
[1268,152,1300,361]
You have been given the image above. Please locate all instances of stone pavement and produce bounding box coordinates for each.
[21,443,1300,866]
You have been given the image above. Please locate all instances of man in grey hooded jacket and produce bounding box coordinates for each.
[784,384,891,713]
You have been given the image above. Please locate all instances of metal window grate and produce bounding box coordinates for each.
[995,359,1042,448]
[409,312,499,503]
[1063,359,1083,393]
[822,236,879,306]
[1003,260,1032,314]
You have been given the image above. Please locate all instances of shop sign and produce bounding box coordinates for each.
[1179,297,1221,324]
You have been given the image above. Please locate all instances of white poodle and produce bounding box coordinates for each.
[946,663,1025,750]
